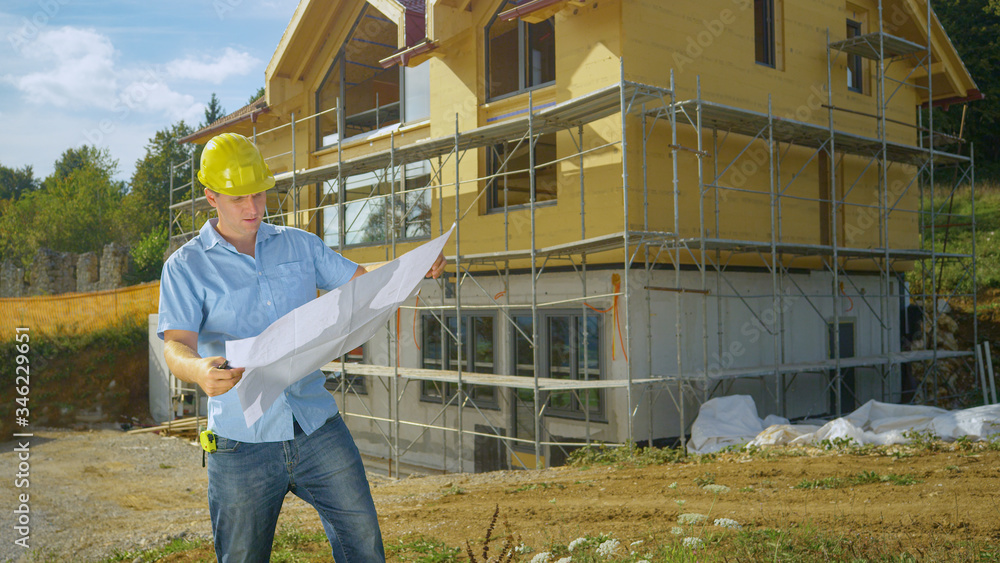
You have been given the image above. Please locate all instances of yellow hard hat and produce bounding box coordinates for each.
[197,133,275,196]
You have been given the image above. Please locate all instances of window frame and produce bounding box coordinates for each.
[509,310,605,422]
[484,3,556,102]
[846,19,865,94]
[314,6,403,152]
[754,0,776,68]
[486,132,558,212]
[420,312,500,409]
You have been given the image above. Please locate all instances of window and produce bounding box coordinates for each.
[487,133,557,210]
[321,160,432,247]
[846,19,864,93]
[486,2,555,100]
[754,0,776,67]
[315,5,401,149]
[511,312,603,425]
[326,345,367,394]
[421,314,498,408]
[402,61,430,123]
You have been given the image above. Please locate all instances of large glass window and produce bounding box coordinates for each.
[402,61,430,123]
[321,160,432,247]
[487,133,557,210]
[421,314,498,408]
[511,312,603,426]
[315,5,401,149]
[486,2,555,100]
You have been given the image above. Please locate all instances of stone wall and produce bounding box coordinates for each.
[0,244,131,297]
[1,261,25,297]
[29,248,76,296]
[77,252,100,293]
[98,243,129,291]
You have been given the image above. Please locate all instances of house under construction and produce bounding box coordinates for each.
[165,0,981,474]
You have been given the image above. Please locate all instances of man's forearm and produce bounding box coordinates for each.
[163,339,211,385]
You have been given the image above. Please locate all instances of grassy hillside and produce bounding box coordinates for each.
[0,319,151,437]
[912,181,1000,296]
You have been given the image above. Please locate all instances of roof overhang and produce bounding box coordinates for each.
[893,0,981,106]
[179,98,270,145]
[267,0,423,84]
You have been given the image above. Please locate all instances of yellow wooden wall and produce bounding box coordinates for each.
[256,0,934,271]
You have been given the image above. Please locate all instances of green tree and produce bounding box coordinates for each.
[202,93,226,128]
[123,121,196,243]
[934,0,1000,179]
[0,146,126,267]
[0,163,38,201]
[248,86,266,105]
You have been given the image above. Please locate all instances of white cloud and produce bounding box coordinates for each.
[165,47,260,84]
[12,27,119,109]
[6,26,208,122]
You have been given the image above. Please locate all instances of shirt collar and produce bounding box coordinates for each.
[198,218,281,252]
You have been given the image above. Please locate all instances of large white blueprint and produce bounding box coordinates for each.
[226,225,454,426]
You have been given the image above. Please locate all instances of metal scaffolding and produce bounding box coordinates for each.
[167,2,977,474]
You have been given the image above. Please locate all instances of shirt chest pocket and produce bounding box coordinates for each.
[272,260,317,312]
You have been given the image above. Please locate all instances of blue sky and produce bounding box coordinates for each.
[0,0,300,181]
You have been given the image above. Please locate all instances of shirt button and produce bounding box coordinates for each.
[267,301,272,306]
[258,271,263,275]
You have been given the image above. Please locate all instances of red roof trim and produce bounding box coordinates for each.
[920,89,985,110]
[179,98,269,144]
[379,39,437,68]
[498,0,564,22]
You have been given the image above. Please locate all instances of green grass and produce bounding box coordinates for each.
[385,534,461,562]
[795,470,921,490]
[98,536,209,562]
[97,517,1000,563]
[912,181,1000,293]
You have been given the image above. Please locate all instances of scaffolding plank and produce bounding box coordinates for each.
[457,230,677,265]
[672,100,968,166]
[829,32,926,61]
[323,362,668,390]
[274,82,670,191]
[687,237,972,261]
[664,350,974,382]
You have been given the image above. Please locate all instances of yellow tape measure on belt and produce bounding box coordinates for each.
[200,429,217,453]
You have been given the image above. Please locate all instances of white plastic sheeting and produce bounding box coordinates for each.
[687,395,1000,454]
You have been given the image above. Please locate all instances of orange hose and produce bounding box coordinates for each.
[413,295,421,351]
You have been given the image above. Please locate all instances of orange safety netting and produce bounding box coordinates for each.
[0,282,160,338]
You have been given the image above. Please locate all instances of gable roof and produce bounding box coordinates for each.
[267,0,424,84]
[893,0,981,106]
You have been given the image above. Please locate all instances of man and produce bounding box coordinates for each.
[157,133,444,562]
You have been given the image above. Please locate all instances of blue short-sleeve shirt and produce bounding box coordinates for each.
[157,218,358,442]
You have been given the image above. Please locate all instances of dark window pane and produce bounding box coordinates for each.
[488,18,520,98]
[316,59,342,148]
[754,0,775,67]
[488,133,557,210]
[847,20,864,92]
[526,18,555,88]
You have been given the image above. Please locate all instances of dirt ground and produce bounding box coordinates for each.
[2,427,999,562]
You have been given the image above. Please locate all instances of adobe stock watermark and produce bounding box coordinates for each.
[80,65,166,147]
[843,178,909,246]
[707,294,799,379]
[673,0,754,74]
[213,0,243,20]
[722,82,830,202]
[6,0,71,55]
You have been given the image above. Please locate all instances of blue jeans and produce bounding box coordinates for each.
[206,413,385,562]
